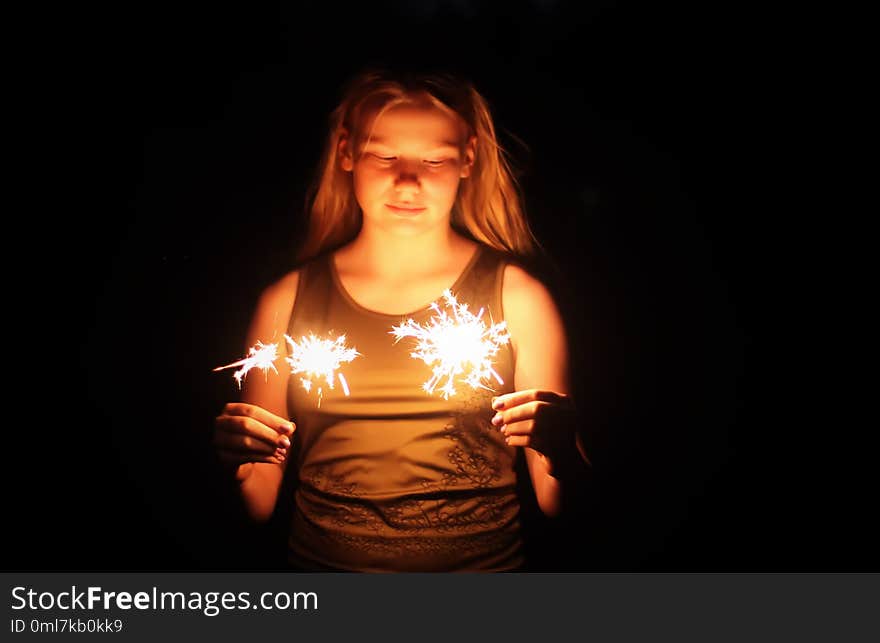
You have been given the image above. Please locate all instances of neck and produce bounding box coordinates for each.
[347,222,469,278]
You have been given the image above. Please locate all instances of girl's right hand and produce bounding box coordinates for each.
[213,402,296,468]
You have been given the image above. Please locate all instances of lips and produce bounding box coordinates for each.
[386,203,426,213]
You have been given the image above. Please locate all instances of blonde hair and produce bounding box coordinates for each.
[298,69,539,262]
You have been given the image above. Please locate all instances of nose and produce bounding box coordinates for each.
[394,161,421,195]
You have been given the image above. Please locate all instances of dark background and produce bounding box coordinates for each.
[7,1,863,571]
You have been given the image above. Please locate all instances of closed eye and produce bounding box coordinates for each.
[367,154,447,166]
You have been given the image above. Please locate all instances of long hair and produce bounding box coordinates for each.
[297,69,540,263]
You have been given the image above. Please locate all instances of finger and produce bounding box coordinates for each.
[491,400,549,427]
[218,450,285,465]
[503,434,531,448]
[491,389,569,411]
[500,419,535,436]
[215,434,290,462]
[222,402,296,436]
[213,430,278,456]
[215,415,290,448]
[217,450,286,466]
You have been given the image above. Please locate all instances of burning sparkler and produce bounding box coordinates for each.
[390,289,511,400]
[284,333,360,407]
[213,341,279,389]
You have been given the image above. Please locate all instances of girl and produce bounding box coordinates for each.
[213,69,589,572]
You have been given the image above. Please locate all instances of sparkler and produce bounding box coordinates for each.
[212,341,279,389]
[284,333,360,407]
[214,333,360,407]
[390,289,511,400]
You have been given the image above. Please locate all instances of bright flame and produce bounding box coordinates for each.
[390,289,510,399]
[213,341,279,389]
[284,333,360,407]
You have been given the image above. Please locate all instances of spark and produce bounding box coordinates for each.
[390,289,511,399]
[284,333,360,407]
[213,341,279,389]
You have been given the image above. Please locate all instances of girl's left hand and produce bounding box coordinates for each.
[490,389,578,470]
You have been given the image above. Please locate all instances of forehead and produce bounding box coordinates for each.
[364,103,465,149]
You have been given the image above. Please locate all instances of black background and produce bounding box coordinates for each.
[6,1,864,572]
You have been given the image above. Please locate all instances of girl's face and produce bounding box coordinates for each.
[341,102,475,235]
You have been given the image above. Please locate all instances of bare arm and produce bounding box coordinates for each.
[232,271,300,522]
[501,264,590,517]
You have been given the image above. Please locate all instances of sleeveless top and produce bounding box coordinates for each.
[284,244,524,572]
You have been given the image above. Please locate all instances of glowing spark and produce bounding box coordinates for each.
[390,289,510,399]
[338,373,351,396]
[213,341,279,389]
[284,333,360,407]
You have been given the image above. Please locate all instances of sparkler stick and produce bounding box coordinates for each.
[212,341,279,389]
[390,289,511,400]
[284,333,360,407]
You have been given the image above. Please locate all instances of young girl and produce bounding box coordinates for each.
[213,69,589,572]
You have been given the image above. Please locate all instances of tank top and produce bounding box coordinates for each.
[284,244,524,571]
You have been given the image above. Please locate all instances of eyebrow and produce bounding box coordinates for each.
[366,137,461,150]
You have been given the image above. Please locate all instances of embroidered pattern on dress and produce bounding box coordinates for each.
[306,465,385,534]
[289,253,520,563]
[298,389,514,554]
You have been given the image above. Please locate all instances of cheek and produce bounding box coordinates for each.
[353,168,388,197]
[353,165,461,204]
[422,164,460,185]
[428,172,462,198]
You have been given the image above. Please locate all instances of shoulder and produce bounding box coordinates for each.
[501,263,557,317]
[253,246,343,312]
[257,269,300,312]
[501,263,567,361]
[246,269,301,342]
